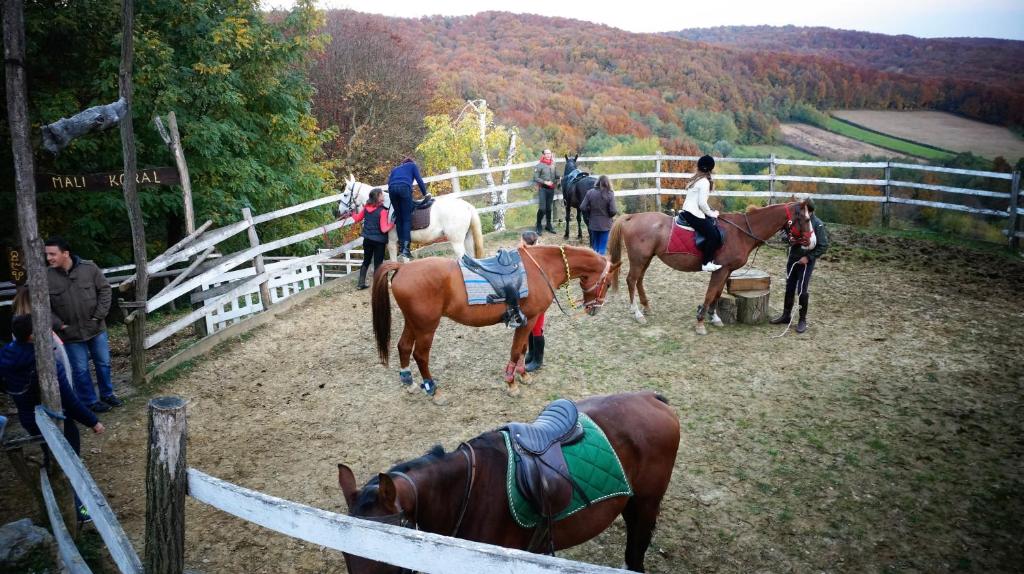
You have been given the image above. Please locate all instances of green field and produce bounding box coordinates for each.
[733,144,818,160]
[824,116,956,161]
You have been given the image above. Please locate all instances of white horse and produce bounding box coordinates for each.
[336,174,485,261]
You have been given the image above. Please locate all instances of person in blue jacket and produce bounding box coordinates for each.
[1,314,105,521]
[387,156,429,260]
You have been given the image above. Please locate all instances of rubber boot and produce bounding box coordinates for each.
[796,293,809,333]
[524,334,536,365]
[399,240,412,260]
[544,211,556,234]
[770,292,794,324]
[356,266,369,290]
[525,335,545,372]
[535,210,545,235]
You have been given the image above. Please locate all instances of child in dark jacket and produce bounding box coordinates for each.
[350,188,395,289]
[1,314,104,520]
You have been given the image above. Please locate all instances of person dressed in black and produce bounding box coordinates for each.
[350,188,395,289]
[677,155,723,272]
[1,314,104,521]
[769,198,830,333]
[387,156,429,260]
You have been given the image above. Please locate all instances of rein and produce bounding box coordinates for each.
[521,247,571,316]
[522,246,611,316]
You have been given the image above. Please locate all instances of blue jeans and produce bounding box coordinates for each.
[65,331,113,405]
[388,184,413,244]
[590,230,610,255]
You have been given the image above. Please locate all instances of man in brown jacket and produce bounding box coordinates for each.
[45,237,121,413]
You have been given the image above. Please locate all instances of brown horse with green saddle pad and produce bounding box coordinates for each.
[609,200,814,334]
[372,245,619,404]
[337,391,680,573]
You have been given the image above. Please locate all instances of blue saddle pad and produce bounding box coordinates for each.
[460,252,529,305]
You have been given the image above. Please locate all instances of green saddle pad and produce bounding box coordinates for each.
[502,413,633,529]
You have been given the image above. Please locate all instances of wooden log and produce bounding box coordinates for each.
[126,309,146,382]
[716,293,737,325]
[727,268,770,294]
[242,207,272,310]
[735,289,769,325]
[145,397,187,574]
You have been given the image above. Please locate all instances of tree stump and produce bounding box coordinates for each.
[735,289,770,324]
[716,293,737,324]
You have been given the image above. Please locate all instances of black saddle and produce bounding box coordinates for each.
[412,193,433,210]
[503,399,586,526]
[461,249,527,328]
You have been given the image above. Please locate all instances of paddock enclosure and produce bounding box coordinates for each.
[1,223,1017,573]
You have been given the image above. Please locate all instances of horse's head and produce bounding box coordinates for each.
[337,463,414,574]
[564,153,580,173]
[783,199,815,247]
[573,248,621,316]
[335,173,371,220]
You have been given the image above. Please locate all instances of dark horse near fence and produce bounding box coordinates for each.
[609,200,813,334]
[561,154,597,242]
[372,245,619,402]
[338,391,680,573]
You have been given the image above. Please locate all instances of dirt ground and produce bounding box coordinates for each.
[2,226,1023,573]
[832,110,1024,160]
[779,123,910,160]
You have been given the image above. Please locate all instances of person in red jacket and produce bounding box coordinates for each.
[350,188,395,289]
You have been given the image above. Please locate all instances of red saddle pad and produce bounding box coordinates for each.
[666,223,700,255]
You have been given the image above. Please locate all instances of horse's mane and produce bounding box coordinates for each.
[386,444,446,475]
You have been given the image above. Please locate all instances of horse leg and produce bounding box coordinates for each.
[411,324,447,406]
[622,495,665,572]
[695,269,729,336]
[577,209,584,242]
[626,255,651,324]
[635,258,654,317]
[708,280,727,327]
[564,204,571,239]
[504,324,533,397]
[397,325,418,394]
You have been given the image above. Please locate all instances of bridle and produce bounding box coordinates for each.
[522,246,612,314]
[337,181,363,219]
[783,203,812,247]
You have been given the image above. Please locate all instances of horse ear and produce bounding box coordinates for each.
[573,154,579,161]
[337,464,359,511]
[377,473,400,512]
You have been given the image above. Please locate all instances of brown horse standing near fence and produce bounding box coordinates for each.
[609,200,813,334]
[338,391,680,573]
[372,245,619,403]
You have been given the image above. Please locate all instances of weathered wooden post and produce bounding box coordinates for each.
[145,396,187,574]
[1007,170,1021,250]
[768,154,777,205]
[242,207,272,310]
[882,161,893,228]
[154,112,196,234]
[449,166,461,194]
[654,151,663,213]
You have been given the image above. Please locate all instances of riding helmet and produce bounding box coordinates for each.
[697,155,715,173]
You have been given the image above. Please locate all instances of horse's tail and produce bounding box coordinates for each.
[609,215,629,292]
[372,262,402,366]
[469,207,485,258]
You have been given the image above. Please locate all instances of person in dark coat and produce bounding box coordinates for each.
[580,175,619,255]
[387,156,429,260]
[350,188,395,289]
[532,149,558,234]
[769,199,830,333]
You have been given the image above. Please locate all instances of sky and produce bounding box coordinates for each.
[263,0,1024,40]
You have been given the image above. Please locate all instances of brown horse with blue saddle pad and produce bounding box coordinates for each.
[372,245,619,404]
[337,391,680,573]
[609,200,814,334]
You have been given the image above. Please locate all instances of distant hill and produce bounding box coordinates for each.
[669,26,1024,92]
[319,11,1024,153]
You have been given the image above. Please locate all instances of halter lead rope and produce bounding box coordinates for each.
[559,246,578,310]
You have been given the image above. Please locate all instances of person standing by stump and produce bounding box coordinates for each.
[770,198,830,333]
[533,149,558,234]
[387,156,429,261]
[351,188,395,290]
[44,237,121,413]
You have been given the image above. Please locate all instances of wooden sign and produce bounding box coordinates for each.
[6,247,27,286]
[35,167,180,192]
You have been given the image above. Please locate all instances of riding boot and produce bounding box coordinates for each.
[769,292,794,324]
[796,293,809,333]
[400,240,412,260]
[524,334,536,365]
[544,212,556,234]
[356,266,369,290]
[535,211,545,234]
[525,335,545,372]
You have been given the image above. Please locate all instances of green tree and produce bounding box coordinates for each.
[415,104,516,196]
[1,0,335,264]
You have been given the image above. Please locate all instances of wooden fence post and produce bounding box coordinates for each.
[145,396,187,574]
[1008,170,1021,250]
[768,154,776,205]
[654,151,662,213]
[242,207,272,310]
[449,166,461,194]
[883,162,893,228]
